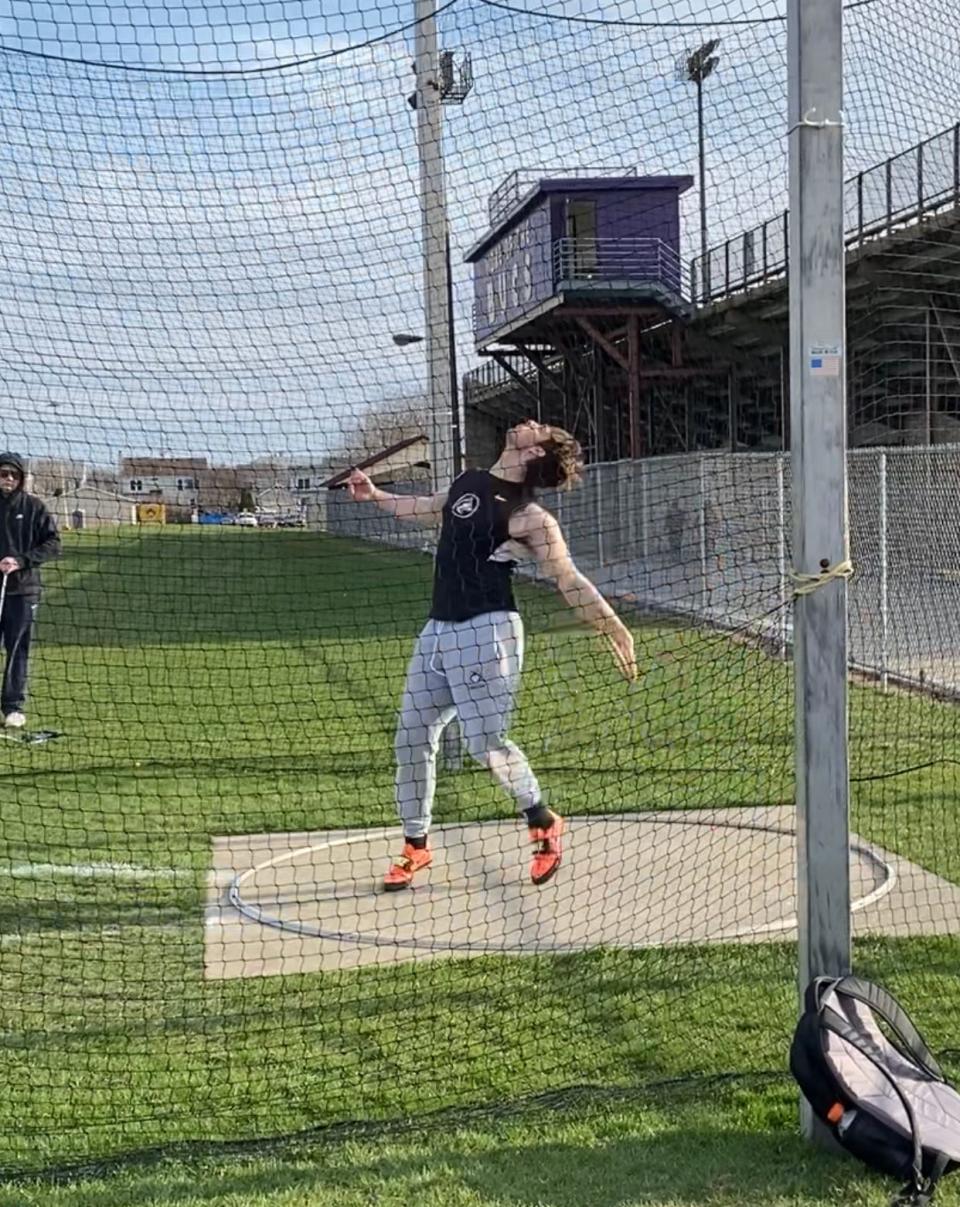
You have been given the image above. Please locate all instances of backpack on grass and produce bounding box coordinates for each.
[790,975,960,1206]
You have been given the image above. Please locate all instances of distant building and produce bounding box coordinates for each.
[54,486,136,529]
[24,460,132,528]
[118,455,306,519]
[120,457,209,511]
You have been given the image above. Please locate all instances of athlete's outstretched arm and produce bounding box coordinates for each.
[346,469,446,524]
[510,505,637,681]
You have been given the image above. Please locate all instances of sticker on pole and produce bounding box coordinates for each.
[809,345,842,377]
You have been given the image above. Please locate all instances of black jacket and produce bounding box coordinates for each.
[0,452,61,599]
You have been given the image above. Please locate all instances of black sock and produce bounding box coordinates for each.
[406,834,428,850]
[523,804,553,830]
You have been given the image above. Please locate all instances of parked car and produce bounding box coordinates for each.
[235,511,259,528]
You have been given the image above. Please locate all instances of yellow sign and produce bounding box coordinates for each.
[137,503,166,525]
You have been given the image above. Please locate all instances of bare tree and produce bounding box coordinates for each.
[327,395,432,479]
[28,458,86,498]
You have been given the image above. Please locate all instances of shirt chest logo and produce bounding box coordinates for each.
[452,493,480,519]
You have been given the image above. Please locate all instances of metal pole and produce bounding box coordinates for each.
[777,453,788,659]
[925,305,932,447]
[699,454,708,611]
[879,450,888,692]
[628,315,642,459]
[446,233,464,475]
[788,0,851,1145]
[698,77,708,298]
[414,0,455,492]
[440,240,464,770]
[596,463,605,567]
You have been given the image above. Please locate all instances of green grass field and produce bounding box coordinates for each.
[2,526,960,1205]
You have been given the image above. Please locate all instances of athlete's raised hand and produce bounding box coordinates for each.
[346,468,375,502]
[603,620,637,682]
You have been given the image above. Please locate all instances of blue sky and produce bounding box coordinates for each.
[0,0,955,467]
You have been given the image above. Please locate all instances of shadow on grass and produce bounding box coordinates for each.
[2,1080,895,1207]
[0,899,195,936]
[42,529,434,646]
[39,528,691,648]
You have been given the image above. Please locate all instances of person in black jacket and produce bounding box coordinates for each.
[0,453,61,729]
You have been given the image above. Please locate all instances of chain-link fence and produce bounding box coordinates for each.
[573,448,960,695]
[327,446,960,695]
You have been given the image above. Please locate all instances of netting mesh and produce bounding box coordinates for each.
[0,0,959,1183]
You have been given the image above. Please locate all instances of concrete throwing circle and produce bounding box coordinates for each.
[226,811,895,955]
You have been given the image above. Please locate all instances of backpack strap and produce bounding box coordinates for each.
[820,1004,926,1193]
[892,1151,951,1206]
[806,975,838,1015]
[831,976,944,1082]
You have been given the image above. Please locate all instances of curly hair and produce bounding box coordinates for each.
[523,426,584,493]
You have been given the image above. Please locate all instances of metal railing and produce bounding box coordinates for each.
[487,166,638,226]
[553,236,684,294]
[469,235,687,351]
[691,122,960,305]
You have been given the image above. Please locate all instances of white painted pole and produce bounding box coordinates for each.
[879,450,888,692]
[596,464,605,566]
[777,453,788,659]
[626,461,638,559]
[925,307,932,448]
[414,0,455,492]
[788,0,851,1145]
[699,454,708,611]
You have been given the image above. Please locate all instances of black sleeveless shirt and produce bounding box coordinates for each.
[429,469,528,622]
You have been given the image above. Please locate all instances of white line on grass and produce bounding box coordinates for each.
[0,914,227,947]
[0,861,193,882]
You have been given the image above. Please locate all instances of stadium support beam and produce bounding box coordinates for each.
[574,318,628,371]
[414,0,455,490]
[788,0,851,1145]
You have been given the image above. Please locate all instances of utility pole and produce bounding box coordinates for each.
[413,0,455,490]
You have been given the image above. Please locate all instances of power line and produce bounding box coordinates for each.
[0,0,462,78]
[0,0,889,74]
[477,0,883,29]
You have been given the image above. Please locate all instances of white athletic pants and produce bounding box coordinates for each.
[394,611,542,839]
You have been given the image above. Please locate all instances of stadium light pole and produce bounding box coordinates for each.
[391,235,463,475]
[679,40,720,301]
[412,0,457,490]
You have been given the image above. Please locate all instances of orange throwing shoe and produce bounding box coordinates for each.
[383,841,433,892]
[529,813,565,885]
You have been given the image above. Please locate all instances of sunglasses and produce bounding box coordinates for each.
[0,470,18,480]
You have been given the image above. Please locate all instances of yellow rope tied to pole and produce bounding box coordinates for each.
[790,557,854,598]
